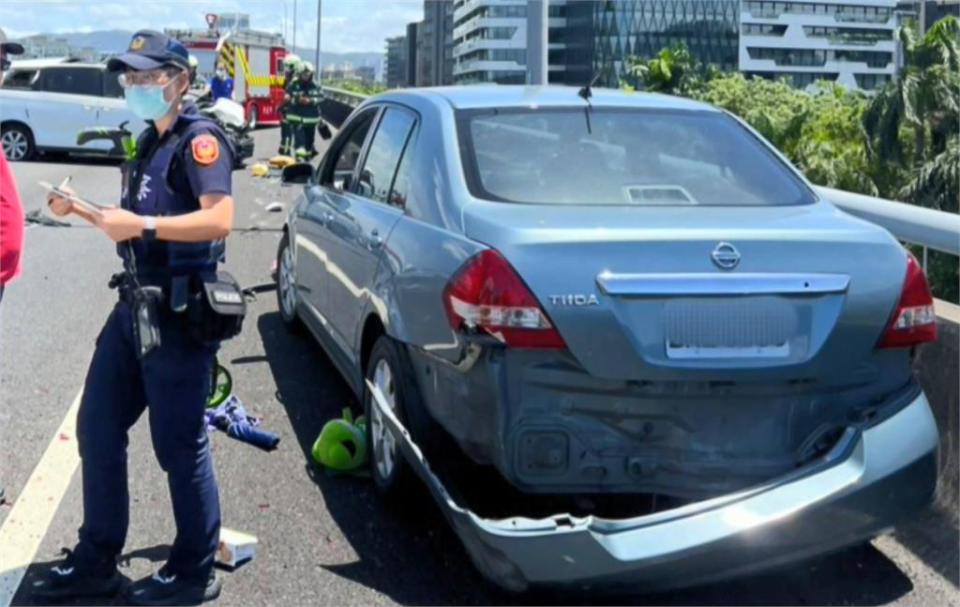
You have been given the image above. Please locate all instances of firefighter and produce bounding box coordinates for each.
[287,61,322,160]
[277,53,301,155]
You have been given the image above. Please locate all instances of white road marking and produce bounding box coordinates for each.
[0,389,83,607]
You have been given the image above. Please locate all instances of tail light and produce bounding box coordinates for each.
[443,249,566,349]
[879,252,937,348]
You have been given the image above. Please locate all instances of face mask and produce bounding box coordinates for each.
[125,79,175,121]
[216,69,226,78]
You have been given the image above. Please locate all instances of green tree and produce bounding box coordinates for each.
[625,43,701,96]
[863,16,959,170]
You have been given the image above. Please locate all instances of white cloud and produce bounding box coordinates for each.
[0,0,424,53]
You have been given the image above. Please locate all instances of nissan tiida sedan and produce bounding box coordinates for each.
[276,86,939,592]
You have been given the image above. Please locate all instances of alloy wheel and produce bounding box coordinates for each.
[370,358,398,480]
[1,130,28,161]
[278,244,297,318]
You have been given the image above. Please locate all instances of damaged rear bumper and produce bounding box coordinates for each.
[369,382,938,592]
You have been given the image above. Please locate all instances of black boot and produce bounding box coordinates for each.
[30,549,123,602]
[125,566,221,606]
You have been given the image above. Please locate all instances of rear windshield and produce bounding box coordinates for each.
[457,107,815,206]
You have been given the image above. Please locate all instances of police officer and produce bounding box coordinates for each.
[36,30,234,606]
[286,61,323,160]
[277,53,301,155]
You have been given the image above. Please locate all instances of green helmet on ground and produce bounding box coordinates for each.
[311,408,367,472]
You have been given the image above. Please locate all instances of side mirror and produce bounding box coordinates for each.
[317,122,332,140]
[281,162,313,186]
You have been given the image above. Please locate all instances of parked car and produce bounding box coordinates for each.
[276,86,939,592]
[0,59,148,161]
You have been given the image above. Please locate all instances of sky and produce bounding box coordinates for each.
[0,0,424,54]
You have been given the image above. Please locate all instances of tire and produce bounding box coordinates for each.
[276,231,303,332]
[364,335,423,499]
[1,123,34,161]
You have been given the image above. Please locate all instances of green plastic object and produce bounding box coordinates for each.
[207,363,233,409]
[312,408,367,472]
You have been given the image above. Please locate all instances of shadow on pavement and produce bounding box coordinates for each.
[13,544,170,607]
[257,311,917,606]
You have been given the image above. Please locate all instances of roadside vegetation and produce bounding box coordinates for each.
[322,78,387,96]
[624,17,959,302]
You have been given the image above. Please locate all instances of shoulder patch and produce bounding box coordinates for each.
[191,134,220,166]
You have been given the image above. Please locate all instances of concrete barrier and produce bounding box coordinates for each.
[916,300,960,524]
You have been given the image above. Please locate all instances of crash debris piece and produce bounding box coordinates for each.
[249,163,269,177]
[216,527,258,569]
[268,155,296,169]
[265,201,284,213]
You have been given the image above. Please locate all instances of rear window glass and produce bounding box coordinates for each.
[458,108,815,206]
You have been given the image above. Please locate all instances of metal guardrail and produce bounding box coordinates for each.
[320,85,369,109]
[816,186,960,266]
[318,89,960,264]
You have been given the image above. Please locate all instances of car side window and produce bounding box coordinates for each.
[42,67,101,96]
[323,109,377,192]
[356,107,417,205]
[102,72,124,98]
[2,69,38,89]
[389,139,413,208]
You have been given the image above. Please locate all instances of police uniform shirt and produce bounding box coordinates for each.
[127,103,232,272]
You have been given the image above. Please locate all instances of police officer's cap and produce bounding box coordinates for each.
[107,30,190,73]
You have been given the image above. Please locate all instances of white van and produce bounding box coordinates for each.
[0,59,147,161]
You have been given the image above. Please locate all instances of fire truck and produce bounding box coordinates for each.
[167,19,287,127]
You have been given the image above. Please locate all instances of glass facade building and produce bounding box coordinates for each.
[564,0,740,87]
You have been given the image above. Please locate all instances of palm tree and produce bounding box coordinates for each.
[863,16,959,169]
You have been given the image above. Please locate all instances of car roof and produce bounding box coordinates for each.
[375,85,718,113]
[10,58,100,70]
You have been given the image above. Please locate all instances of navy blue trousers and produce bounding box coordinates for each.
[74,302,220,582]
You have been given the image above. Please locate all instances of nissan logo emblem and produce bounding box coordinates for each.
[711,242,740,270]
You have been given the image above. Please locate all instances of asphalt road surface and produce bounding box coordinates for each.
[1,128,957,606]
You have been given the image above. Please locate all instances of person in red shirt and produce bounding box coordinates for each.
[0,151,24,300]
[1,30,25,300]
[0,29,25,505]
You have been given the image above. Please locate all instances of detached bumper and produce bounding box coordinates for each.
[369,383,938,592]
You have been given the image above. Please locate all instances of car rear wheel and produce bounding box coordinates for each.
[1,124,34,161]
[365,335,420,499]
[276,232,302,331]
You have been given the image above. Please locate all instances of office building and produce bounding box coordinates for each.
[406,22,420,86]
[385,35,407,88]
[739,0,900,90]
[564,0,740,88]
[417,0,455,86]
[452,0,570,84]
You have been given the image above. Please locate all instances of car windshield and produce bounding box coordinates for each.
[458,107,816,206]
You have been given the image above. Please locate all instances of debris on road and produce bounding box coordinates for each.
[265,201,284,213]
[24,209,69,227]
[268,155,296,169]
[205,395,280,452]
[249,163,270,177]
[217,527,258,569]
[311,408,368,474]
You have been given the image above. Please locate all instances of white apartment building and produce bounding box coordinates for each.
[452,0,567,84]
[739,0,900,91]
